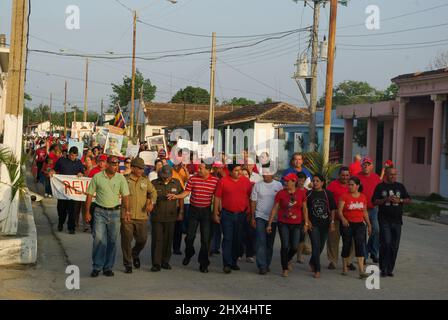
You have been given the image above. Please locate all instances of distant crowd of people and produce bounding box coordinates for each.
[27,135,411,280]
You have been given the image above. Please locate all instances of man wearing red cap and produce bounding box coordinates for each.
[88,154,108,178]
[356,156,381,264]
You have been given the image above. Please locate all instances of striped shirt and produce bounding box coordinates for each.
[185,174,220,207]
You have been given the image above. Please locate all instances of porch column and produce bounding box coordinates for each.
[396,98,409,182]
[367,117,378,162]
[392,116,398,165]
[343,118,354,166]
[430,95,446,194]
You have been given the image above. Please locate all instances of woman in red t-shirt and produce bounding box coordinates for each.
[338,176,372,278]
[267,173,307,277]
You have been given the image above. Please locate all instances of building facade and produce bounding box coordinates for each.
[337,68,448,197]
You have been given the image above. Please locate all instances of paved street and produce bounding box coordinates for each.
[1,175,448,300]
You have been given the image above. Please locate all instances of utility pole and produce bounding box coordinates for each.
[64,81,67,137]
[136,84,144,141]
[309,0,321,152]
[130,10,137,138]
[100,98,104,126]
[323,0,338,165]
[49,92,52,131]
[83,57,89,122]
[208,32,217,146]
[2,0,29,235]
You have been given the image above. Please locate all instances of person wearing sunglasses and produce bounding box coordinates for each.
[85,156,130,278]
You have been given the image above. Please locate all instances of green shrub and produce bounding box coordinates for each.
[425,193,447,202]
[404,203,442,220]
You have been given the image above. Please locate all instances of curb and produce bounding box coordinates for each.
[0,192,37,265]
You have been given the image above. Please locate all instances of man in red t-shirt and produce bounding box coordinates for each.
[326,166,355,270]
[356,156,381,263]
[213,163,252,273]
[349,154,362,177]
[88,154,108,178]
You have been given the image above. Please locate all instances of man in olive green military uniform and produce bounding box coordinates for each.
[151,165,184,272]
[121,157,158,274]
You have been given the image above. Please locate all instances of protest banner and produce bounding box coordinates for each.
[177,138,199,151]
[68,139,84,160]
[71,122,95,140]
[146,135,167,152]
[104,133,124,157]
[139,151,158,166]
[126,142,140,158]
[107,125,126,135]
[94,127,109,148]
[50,174,92,201]
[198,144,213,159]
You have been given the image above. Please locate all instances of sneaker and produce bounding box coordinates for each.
[124,266,132,274]
[199,265,209,273]
[151,265,161,272]
[161,263,172,270]
[48,194,53,198]
[103,270,114,277]
[68,230,75,235]
[313,272,321,279]
[359,272,369,279]
[133,257,141,269]
[230,265,240,271]
[182,257,191,266]
[90,270,100,277]
[246,257,255,263]
[259,268,267,275]
[223,266,231,274]
[387,272,394,277]
[288,261,293,271]
[328,262,336,270]
[44,193,49,198]
[282,270,289,277]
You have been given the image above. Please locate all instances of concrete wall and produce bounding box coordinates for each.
[403,118,433,195]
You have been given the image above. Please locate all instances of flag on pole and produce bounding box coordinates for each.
[113,104,126,129]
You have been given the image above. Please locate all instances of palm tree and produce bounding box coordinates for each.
[302,151,341,184]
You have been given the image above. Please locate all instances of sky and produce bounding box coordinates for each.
[1,0,448,113]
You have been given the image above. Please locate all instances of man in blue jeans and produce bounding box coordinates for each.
[85,156,130,277]
[250,168,283,275]
[213,163,252,274]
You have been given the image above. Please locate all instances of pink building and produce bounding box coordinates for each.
[337,68,448,197]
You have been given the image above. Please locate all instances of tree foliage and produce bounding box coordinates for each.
[171,86,212,105]
[428,50,448,70]
[222,97,256,106]
[110,69,156,111]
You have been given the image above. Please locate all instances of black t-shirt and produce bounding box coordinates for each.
[372,182,410,225]
[306,189,337,228]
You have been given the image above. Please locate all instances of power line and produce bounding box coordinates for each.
[137,18,310,39]
[113,0,133,13]
[336,22,448,38]
[219,59,300,103]
[339,37,448,48]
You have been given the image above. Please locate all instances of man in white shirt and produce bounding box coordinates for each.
[250,168,283,275]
